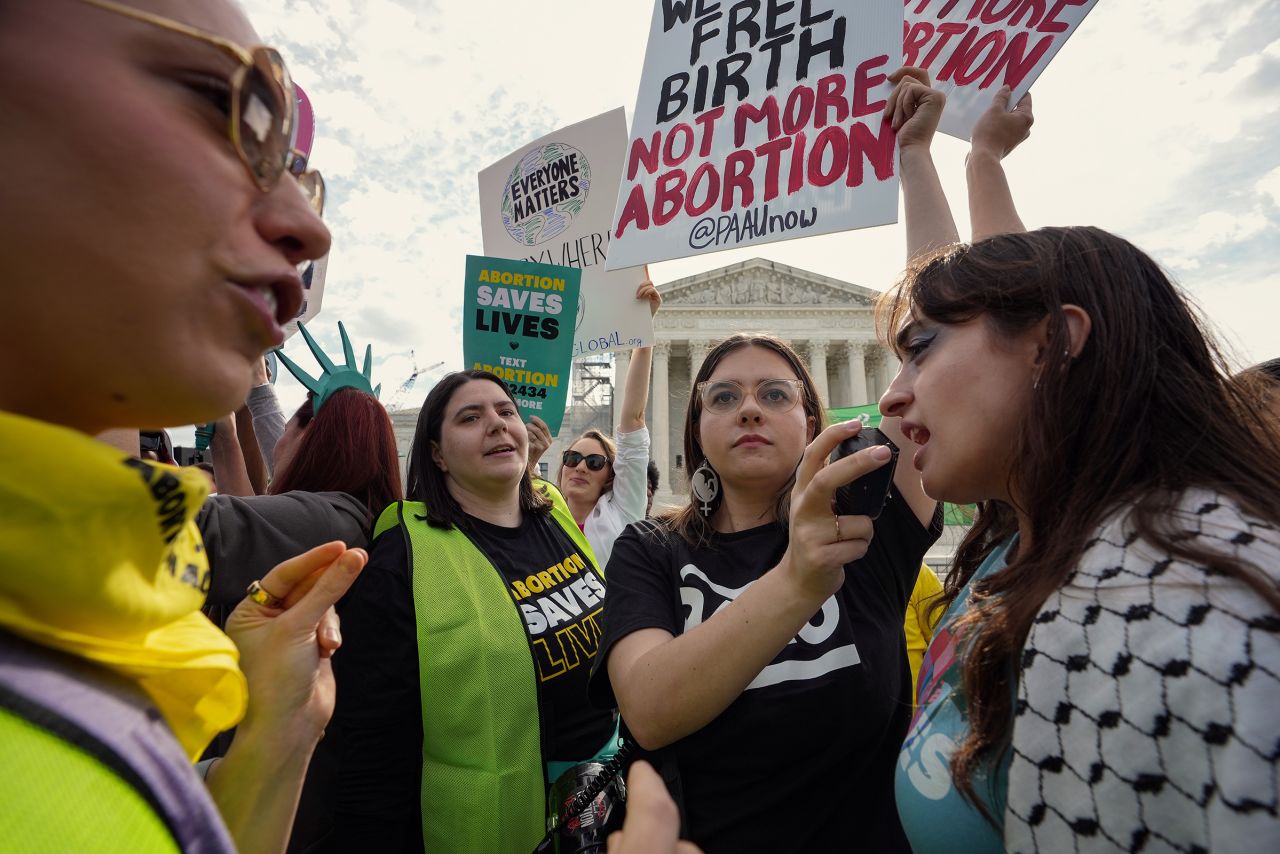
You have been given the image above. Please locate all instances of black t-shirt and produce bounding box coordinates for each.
[300,509,612,853]
[591,488,942,854]
[464,512,614,763]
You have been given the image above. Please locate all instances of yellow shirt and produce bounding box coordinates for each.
[904,564,944,704]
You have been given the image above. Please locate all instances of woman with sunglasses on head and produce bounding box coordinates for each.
[590,332,941,852]
[0,2,364,852]
[317,370,619,853]
[883,69,1280,852]
[529,281,662,570]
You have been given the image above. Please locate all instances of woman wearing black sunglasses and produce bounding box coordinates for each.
[545,281,662,570]
[0,1,356,852]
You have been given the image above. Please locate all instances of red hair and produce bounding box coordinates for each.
[269,387,403,522]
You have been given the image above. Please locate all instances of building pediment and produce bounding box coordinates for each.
[659,258,880,308]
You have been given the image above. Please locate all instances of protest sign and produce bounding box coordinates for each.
[904,0,1099,140]
[284,83,326,339]
[480,109,653,359]
[607,0,902,269]
[283,252,328,340]
[462,255,581,435]
[293,83,316,157]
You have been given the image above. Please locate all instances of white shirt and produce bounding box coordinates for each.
[583,426,650,571]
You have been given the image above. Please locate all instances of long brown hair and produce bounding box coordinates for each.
[877,226,1280,816]
[660,334,825,546]
[405,370,549,530]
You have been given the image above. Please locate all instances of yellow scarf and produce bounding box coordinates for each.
[0,410,246,760]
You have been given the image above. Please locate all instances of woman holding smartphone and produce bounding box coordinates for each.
[592,333,940,853]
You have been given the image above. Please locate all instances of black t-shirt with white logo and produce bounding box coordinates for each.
[591,488,942,854]
[465,512,614,764]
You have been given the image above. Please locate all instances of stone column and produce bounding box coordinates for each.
[884,349,901,390]
[687,339,710,379]
[874,347,892,399]
[651,340,671,491]
[614,349,631,393]
[809,339,830,407]
[846,343,868,407]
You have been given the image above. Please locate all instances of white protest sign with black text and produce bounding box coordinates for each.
[607,0,902,269]
[283,252,328,340]
[904,0,1100,140]
[480,109,653,359]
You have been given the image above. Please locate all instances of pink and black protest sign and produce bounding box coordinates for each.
[904,0,1099,139]
[607,0,902,269]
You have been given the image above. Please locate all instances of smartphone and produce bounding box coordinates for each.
[830,427,899,519]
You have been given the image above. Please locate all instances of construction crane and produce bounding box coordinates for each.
[386,351,446,412]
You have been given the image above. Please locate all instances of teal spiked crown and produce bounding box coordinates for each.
[276,321,382,413]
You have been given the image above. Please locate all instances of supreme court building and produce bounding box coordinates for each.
[630,257,900,504]
[394,256,967,566]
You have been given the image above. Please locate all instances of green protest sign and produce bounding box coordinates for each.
[463,255,580,435]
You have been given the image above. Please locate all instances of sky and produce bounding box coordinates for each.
[227,0,1279,425]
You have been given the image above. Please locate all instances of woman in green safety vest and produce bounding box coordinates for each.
[316,369,619,853]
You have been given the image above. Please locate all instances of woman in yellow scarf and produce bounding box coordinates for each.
[0,1,366,851]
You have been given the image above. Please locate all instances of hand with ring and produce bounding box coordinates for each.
[778,420,892,601]
[225,541,367,741]
[245,579,285,609]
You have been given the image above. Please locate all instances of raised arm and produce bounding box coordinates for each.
[886,67,959,262]
[967,86,1034,241]
[618,276,662,433]
[245,356,287,478]
[235,405,269,495]
[880,67,949,526]
[210,413,254,497]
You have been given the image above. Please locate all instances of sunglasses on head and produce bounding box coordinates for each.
[562,450,609,471]
[75,0,325,216]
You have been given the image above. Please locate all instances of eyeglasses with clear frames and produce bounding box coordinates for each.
[696,378,806,414]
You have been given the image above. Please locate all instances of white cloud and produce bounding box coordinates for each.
[1258,165,1280,206]
[238,0,1280,406]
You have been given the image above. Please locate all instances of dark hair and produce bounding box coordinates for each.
[194,462,215,477]
[268,387,403,523]
[877,226,1280,817]
[405,370,549,530]
[646,459,660,493]
[1234,358,1280,421]
[559,429,618,494]
[1253,357,1280,383]
[659,333,824,546]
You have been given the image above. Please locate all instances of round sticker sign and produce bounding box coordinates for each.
[501,142,591,246]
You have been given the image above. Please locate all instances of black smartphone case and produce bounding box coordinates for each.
[831,427,899,519]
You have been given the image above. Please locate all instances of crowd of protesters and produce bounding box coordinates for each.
[1,1,1278,853]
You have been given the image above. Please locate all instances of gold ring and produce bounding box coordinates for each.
[246,580,285,609]
[834,516,842,542]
